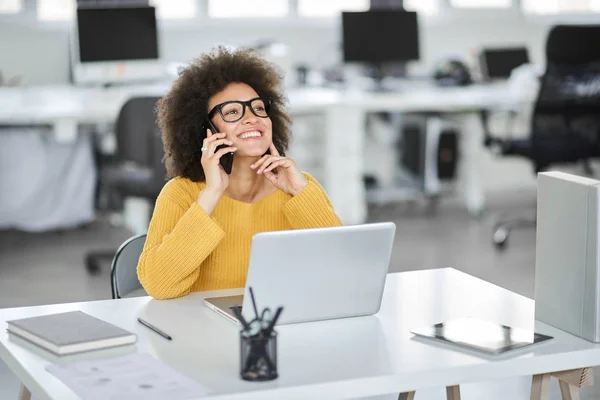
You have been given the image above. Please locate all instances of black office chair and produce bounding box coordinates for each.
[482,25,600,249]
[86,96,165,273]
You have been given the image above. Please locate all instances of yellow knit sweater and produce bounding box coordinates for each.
[137,173,343,299]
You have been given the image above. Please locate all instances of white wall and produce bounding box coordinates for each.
[0,12,554,86]
[0,20,71,85]
[0,11,589,194]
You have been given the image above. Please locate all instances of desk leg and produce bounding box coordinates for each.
[559,382,580,400]
[457,112,485,218]
[18,383,31,400]
[52,118,78,143]
[446,385,461,400]
[324,105,367,225]
[397,392,415,400]
[123,197,151,235]
[552,367,593,400]
[531,373,551,400]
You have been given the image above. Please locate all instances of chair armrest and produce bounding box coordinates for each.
[480,109,494,147]
[480,109,507,154]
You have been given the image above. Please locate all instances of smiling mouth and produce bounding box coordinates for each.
[238,130,262,139]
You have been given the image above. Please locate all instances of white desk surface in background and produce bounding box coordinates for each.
[0,82,536,225]
[1,268,599,400]
[0,84,344,125]
[0,82,532,125]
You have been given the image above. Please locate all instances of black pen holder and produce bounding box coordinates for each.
[240,331,278,381]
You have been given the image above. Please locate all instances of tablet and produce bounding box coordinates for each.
[411,317,553,355]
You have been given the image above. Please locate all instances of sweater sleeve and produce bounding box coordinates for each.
[282,173,343,229]
[137,179,225,300]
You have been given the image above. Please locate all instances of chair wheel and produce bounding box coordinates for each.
[493,227,508,250]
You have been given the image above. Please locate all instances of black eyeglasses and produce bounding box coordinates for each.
[207,97,271,123]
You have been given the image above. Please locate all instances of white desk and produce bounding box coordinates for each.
[1,268,598,400]
[0,83,535,225]
[315,83,535,221]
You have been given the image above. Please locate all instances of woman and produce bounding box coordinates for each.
[137,46,343,300]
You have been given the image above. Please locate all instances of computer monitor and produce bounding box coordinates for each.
[70,6,162,85]
[342,10,420,64]
[77,7,158,63]
[479,47,529,81]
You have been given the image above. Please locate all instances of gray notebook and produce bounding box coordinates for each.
[6,311,136,355]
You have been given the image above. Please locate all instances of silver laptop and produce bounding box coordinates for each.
[204,222,396,325]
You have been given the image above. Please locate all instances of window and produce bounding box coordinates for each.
[0,0,21,13]
[450,0,512,7]
[298,0,369,17]
[403,0,440,15]
[522,0,600,13]
[208,0,288,18]
[37,0,75,21]
[150,0,197,19]
[38,0,195,21]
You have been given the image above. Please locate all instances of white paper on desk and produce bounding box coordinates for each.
[46,353,210,400]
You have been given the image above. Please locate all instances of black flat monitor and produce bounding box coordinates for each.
[342,10,420,64]
[480,47,530,80]
[77,7,159,63]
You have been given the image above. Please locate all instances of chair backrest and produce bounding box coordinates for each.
[115,96,166,193]
[116,96,164,165]
[531,25,600,167]
[111,233,146,299]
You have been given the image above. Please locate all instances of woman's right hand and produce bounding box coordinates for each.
[197,130,236,215]
[200,130,237,194]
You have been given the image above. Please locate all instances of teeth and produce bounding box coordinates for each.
[239,131,261,139]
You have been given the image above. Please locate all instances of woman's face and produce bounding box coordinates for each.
[207,82,273,158]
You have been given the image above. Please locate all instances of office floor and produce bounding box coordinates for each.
[1,189,599,399]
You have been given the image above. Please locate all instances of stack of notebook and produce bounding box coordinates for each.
[6,310,137,355]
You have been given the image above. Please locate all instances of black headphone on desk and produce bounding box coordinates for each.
[433,59,473,87]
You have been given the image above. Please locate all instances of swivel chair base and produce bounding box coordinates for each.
[85,251,115,274]
[493,217,536,250]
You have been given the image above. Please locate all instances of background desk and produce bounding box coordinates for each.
[0,83,535,228]
[1,268,599,400]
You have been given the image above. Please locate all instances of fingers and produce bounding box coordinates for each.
[200,130,236,163]
[213,146,237,160]
[257,156,289,174]
[262,159,288,174]
[263,169,278,184]
[255,155,278,174]
[207,138,233,154]
[252,154,287,172]
[250,154,270,170]
[269,143,280,157]
[202,131,226,149]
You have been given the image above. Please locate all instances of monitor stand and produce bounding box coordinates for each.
[366,62,408,92]
[370,77,392,92]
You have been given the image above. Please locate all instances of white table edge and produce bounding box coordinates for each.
[1,268,599,400]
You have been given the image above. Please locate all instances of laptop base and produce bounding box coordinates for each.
[204,295,243,325]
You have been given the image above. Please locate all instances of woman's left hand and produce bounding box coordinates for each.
[251,144,308,196]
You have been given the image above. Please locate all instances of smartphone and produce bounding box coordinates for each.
[204,118,234,174]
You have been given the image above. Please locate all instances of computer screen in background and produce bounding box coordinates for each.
[77,7,159,63]
[342,10,420,85]
[480,47,530,80]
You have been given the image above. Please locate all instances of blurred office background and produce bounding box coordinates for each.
[1,0,600,397]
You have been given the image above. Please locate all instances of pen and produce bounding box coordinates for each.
[248,287,259,320]
[263,306,284,337]
[137,318,172,340]
[231,305,251,331]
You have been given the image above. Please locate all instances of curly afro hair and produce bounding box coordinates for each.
[156,46,292,182]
